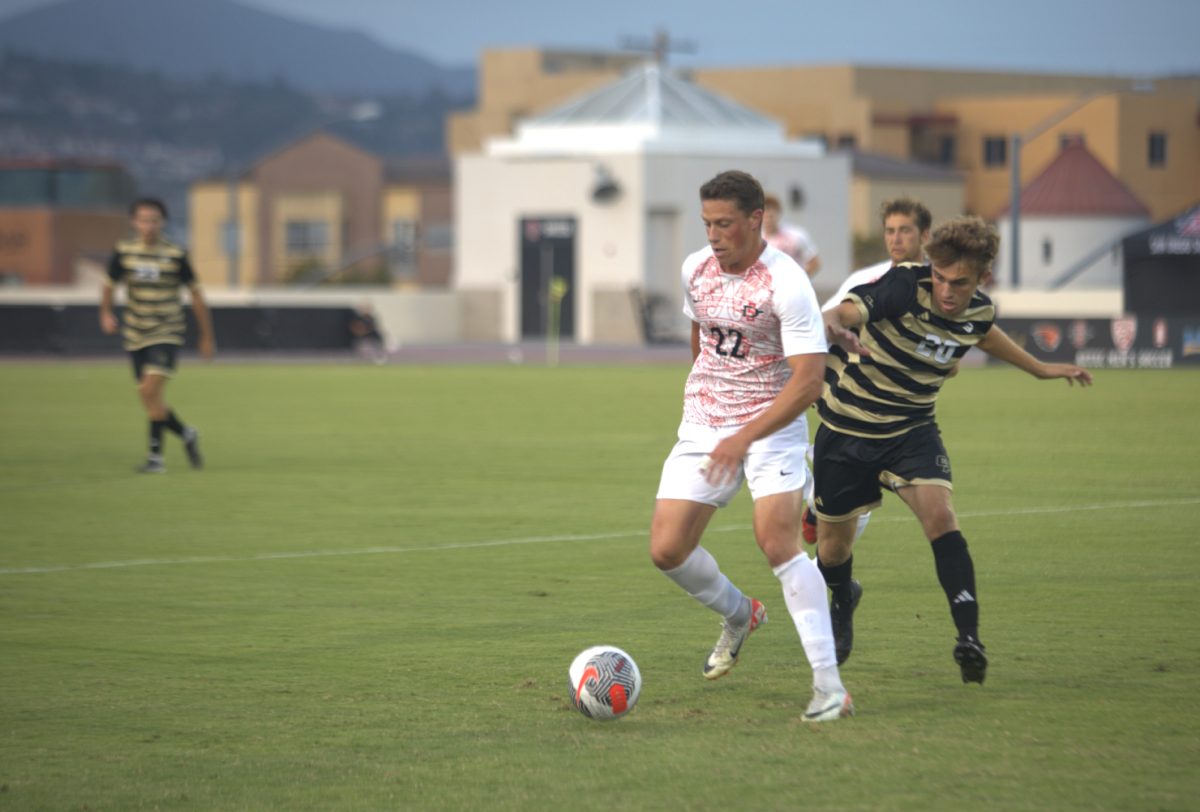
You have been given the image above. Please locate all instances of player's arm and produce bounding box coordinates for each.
[804,254,821,278]
[99,282,119,334]
[189,285,216,361]
[100,251,122,334]
[976,325,1093,386]
[822,300,868,356]
[690,321,701,362]
[703,352,825,485]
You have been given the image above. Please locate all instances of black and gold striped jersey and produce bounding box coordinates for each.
[106,238,197,352]
[818,263,995,439]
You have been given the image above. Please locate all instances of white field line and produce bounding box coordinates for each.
[1,497,1197,577]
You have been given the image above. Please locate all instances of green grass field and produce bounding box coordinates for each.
[1,360,1198,811]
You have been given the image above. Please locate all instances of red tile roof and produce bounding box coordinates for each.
[998,140,1149,218]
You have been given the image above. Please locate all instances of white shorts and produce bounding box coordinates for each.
[656,417,812,508]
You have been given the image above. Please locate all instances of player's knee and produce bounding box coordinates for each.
[649,542,688,571]
[923,511,958,541]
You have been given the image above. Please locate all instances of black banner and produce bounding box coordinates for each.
[0,304,357,355]
[994,316,1200,369]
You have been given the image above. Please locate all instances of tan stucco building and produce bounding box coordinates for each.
[450,51,1199,231]
[188,132,452,289]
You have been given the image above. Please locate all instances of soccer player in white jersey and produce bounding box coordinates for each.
[821,198,931,313]
[763,193,821,277]
[649,170,853,722]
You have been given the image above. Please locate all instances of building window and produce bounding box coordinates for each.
[1059,133,1085,150]
[284,220,329,255]
[836,134,857,151]
[221,221,241,256]
[983,137,1007,168]
[422,222,454,252]
[938,135,956,165]
[0,169,52,205]
[1042,238,1053,265]
[1148,132,1167,167]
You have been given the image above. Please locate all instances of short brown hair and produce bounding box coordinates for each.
[763,194,782,211]
[925,216,999,277]
[700,171,765,217]
[880,197,931,232]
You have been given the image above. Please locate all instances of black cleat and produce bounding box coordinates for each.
[183,427,204,469]
[954,636,988,684]
[830,579,862,665]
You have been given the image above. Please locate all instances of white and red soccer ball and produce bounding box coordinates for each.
[568,645,642,721]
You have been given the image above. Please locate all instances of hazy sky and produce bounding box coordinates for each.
[1,0,1198,76]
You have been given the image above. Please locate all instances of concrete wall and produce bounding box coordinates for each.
[994,215,1148,289]
[0,287,459,347]
[457,151,852,344]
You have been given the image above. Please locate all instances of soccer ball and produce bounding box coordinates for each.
[567,645,642,721]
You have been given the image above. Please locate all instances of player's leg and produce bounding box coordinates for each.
[134,354,169,473]
[812,425,880,664]
[652,429,759,680]
[745,425,852,721]
[895,482,986,683]
[142,345,202,469]
[651,499,762,679]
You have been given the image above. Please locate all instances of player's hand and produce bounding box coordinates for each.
[700,435,751,486]
[198,335,216,361]
[100,311,118,334]
[1044,364,1092,386]
[825,320,870,357]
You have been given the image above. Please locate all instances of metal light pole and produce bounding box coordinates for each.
[226,170,240,288]
[1009,132,1022,288]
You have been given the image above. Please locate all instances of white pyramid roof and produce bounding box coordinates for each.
[487,63,821,157]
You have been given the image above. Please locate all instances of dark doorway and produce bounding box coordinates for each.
[519,217,576,339]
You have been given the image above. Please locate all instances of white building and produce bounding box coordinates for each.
[995,139,1150,290]
[454,63,852,344]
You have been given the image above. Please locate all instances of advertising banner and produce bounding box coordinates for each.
[994,315,1200,369]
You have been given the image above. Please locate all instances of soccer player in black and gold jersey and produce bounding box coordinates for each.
[814,215,1092,684]
[100,198,215,473]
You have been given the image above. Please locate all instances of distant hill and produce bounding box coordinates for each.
[0,0,475,99]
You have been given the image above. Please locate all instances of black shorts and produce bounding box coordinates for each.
[129,344,178,380]
[813,422,952,522]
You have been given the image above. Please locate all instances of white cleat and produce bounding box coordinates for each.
[702,598,766,680]
[803,688,855,722]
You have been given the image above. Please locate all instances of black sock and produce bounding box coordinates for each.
[164,410,186,437]
[930,530,979,642]
[149,420,165,457]
[817,554,855,604]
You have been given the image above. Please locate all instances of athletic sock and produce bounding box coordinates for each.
[930,530,979,641]
[149,420,165,457]
[662,546,748,623]
[773,553,843,690]
[164,410,186,437]
[817,554,855,605]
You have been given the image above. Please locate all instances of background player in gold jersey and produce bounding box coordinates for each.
[816,215,1091,684]
[100,198,215,473]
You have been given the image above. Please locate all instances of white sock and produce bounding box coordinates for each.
[772,552,845,691]
[663,546,748,623]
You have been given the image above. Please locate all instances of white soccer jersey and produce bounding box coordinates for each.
[680,244,827,428]
[765,223,818,267]
[820,259,893,312]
